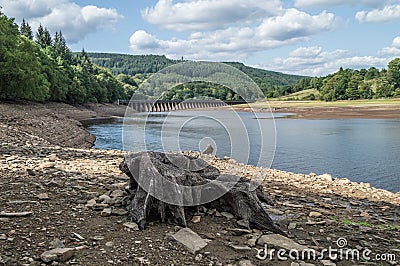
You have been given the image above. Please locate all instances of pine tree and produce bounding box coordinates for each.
[53,31,72,63]
[35,24,51,48]
[20,19,33,39]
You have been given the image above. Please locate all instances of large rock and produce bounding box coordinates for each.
[40,247,75,263]
[171,228,209,254]
[257,234,309,251]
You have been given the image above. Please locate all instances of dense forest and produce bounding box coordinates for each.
[88,53,306,98]
[288,64,400,101]
[0,11,131,103]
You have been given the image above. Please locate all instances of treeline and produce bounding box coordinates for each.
[87,53,181,76]
[159,82,242,101]
[0,12,132,103]
[280,61,400,101]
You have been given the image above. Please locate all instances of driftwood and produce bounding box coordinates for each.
[0,211,33,217]
[119,151,285,235]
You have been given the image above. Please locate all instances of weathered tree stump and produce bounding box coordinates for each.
[119,151,286,235]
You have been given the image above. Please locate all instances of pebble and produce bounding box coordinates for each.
[101,208,112,217]
[105,241,114,247]
[220,212,234,220]
[288,222,297,230]
[37,193,50,200]
[191,215,201,223]
[309,211,323,218]
[40,248,75,263]
[123,222,139,231]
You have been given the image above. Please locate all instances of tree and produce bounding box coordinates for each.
[35,24,51,48]
[19,19,33,39]
[53,30,72,63]
[346,71,362,100]
[388,58,400,90]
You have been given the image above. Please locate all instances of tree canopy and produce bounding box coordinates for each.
[0,12,131,103]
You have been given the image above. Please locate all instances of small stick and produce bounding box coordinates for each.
[0,211,33,217]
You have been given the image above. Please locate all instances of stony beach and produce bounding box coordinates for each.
[0,102,399,266]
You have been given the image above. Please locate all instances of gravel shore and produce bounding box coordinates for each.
[0,102,399,266]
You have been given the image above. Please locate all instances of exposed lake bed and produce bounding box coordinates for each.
[1,101,399,265]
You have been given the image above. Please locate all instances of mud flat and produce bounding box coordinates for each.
[0,102,399,265]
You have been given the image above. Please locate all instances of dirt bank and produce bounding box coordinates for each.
[0,101,127,148]
[231,101,400,119]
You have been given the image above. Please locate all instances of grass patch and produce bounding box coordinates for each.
[339,219,400,231]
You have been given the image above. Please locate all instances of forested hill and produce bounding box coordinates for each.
[86,53,306,98]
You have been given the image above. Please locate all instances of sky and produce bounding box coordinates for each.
[1,0,400,76]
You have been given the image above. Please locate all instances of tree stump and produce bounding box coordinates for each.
[119,151,286,235]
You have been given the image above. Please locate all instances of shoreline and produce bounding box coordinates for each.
[1,101,399,265]
[231,100,400,119]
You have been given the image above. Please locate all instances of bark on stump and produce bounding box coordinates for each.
[119,151,285,235]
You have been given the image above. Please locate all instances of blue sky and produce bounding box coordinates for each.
[1,0,400,76]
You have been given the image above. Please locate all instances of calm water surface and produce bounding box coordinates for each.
[87,111,400,193]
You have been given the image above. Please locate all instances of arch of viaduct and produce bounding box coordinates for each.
[117,100,250,113]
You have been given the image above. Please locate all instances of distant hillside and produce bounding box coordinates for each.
[86,53,307,97]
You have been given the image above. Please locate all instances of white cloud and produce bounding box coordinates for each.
[356,4,400,23]
[0,0,123,43]
[262,46,388,76]
[379,36,400,56]
[295,0,393,8]
[142,0,283,31]
[130,9,337,61]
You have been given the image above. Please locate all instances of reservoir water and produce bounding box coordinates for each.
[87,111,400,193]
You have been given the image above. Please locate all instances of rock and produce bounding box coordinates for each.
[40,248,75,263]
[85,199,96,208]
[195,254,203,261]
[321,260,336,266]
[228,228,252,236]
[91,236,105,241]
[0,234,7,240]
[267,208,284,215]
[247,234,261,247]
[110,189,125,198]
[290,263,300,266]
[202,144,214,154]
[37,193,49,200]
[257,234,309,251]
[101,208,112,217]
[207,209,216,215]
[238,260,255,266]
[39,162,56,169]
[111,209,128,216]
[49,239,65,249]
[123,222,139,231]
[237,219,250,229]
[98,194,112,204]
[221,212,234,220]
[171,228,209,254]
[288,223,297,230]
[105,241,114,247]
[299,262,316,266]
[26,168,35,176]
[309,211,323,218]
[48,154,58,161]
[318,173,333,182]
[191,215,201,223]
